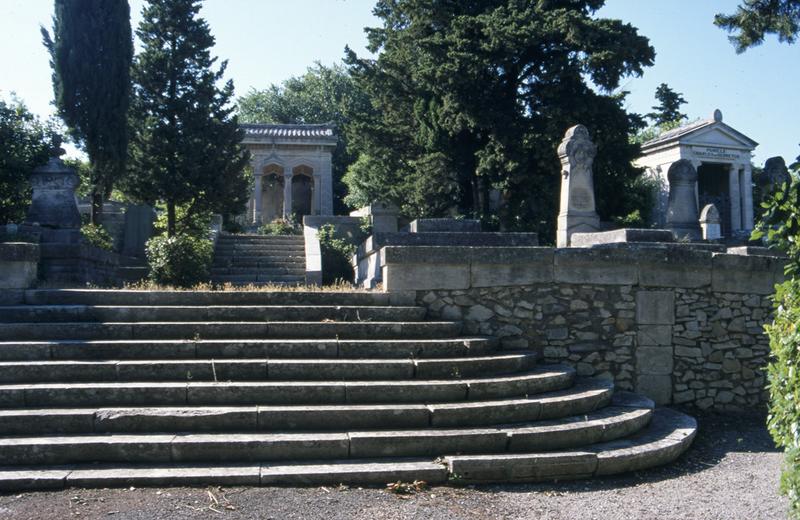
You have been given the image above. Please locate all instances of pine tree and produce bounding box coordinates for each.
[42,0,133,224]
[127,0,249,237]
[716,0,800,52]
[646,83,688,127]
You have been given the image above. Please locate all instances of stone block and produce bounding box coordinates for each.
[636,346,674,375]
[470,248,553,287]
[635,374,672,405]
[636,291,675,325]
[570,228,674,247]
[637,325,672,346]
[404,218,481,233]
[636,247,713,288]
[711,253,784,295]
[554,248,638,285]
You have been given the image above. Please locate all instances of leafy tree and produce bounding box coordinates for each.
[0,96,57,224]
[41,0,133,224]
[716,0,800,52]
[127,0,249,237]
[646,83,688,127]
[344,0,654,240]
[237,63,372,214]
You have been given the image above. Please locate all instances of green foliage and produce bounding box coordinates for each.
[0,97,55,224]
[317,224,355,285]
[258,218,301,236]
[42,0,133,223]
[752,176,800,275]
[344,0,655,242]
[237,63,372,214]
[152,202,212,238]
[145,233,212,288]
[716,0,800,52]
[80,223,114,251]
[126,0,250,236]
[765,279,800,517]
[631,119,687,145]
[646,83,688,127]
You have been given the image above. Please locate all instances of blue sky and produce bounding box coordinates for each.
[1,0,797,165]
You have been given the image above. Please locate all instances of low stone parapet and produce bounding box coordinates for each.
[382,243,785,411]
[0,242,39,289]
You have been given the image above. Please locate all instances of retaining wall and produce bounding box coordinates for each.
[381,245,785,411]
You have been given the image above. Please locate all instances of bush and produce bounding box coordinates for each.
[145,234,213,288]
[766,279,800,517]
[80,223,114,251]
[259,217,301,236]
[318,223,355,285]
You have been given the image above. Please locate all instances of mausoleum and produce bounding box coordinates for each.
[241,123,337,224]
[635,110,758,238]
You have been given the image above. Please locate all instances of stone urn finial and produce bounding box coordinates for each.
[23,135,82,229]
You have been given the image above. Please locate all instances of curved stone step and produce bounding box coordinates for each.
[444,408,697,483]
[0,320,462,341]
[0,337,498,361]
[0,366,575,408]
[0,352,536,383]
[0,305,427,324]
[0,405,651,465]
[20,290,395,307]
[0,378,616,435]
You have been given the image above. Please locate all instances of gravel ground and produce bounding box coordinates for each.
[0,411,788,520]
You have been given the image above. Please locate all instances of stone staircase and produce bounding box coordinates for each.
[0,289,696,490]
[211,234,306,286]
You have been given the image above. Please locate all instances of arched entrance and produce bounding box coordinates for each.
[291,165,314,219]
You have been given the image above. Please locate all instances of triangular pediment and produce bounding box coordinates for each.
[680,123,758,150]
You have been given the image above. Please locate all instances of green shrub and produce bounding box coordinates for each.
[145,234,213,288]
[766,279,800,517]
[318,223,355,285]
[80,223,114,251]
[259,217,301,236]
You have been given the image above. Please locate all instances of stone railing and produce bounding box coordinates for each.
[381,244,785,411]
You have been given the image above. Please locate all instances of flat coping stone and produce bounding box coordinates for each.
[570,228,674,247]
[727,246,787,257]
[404,218,482,233]
[0,242,40,262]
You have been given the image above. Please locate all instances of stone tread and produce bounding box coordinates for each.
[0,408,691,492]
[0,320,463,341]
[0,304,428,323]
[0,403,652,465]
[0,352,537,383]
[0,366,577,407]
[0,377,616,434]
[0,337,498,361]
[444,407,696,483]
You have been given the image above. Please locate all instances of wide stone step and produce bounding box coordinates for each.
[211,260,305,269]
[0,459,448,490]
[444,407,696,483]
[0,352,536,383]
[0,338,497,361]
[0,366,575,407]
[0,320,462,341]
[217,235,304,242]
[0,381,622,435]
[19,290,395,307]
[213,253,305,261]
[215,244,305,251]
[0,405,650,465]
[209,267,306,276]
[209,274,306,284]
[0,305,427,324]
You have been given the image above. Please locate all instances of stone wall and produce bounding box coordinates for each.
[382,245,784,411]
[0,242,39,289]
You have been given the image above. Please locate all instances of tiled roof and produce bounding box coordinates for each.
[241,123,336,139]
[642,119,713,148]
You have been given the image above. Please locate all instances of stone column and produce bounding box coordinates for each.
[320,152,333,215]
[312,174,322,215]
[556,125,600,247]
[665,159,701,240]
[252,174,263,225]
[728,164,742,232]
[283,172,293,219]
[742,163,754,231]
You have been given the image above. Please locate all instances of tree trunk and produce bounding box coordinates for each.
[91,189,104,225]
[167,200,176,237]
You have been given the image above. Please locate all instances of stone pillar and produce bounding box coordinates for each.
[635,290,675,406]
[699,204,722,240]
[556,125,600,247]
[742,163,754,231]
[283,172,293,219]
[728,164,742,232]
[252,174,263,225]
[665,159,701,241]
[25,139,81,229]
[320,153,333,215]
[312,174,322,215]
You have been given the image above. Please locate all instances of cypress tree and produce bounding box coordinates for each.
[42,0,133,224]
[127,0,249,237]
